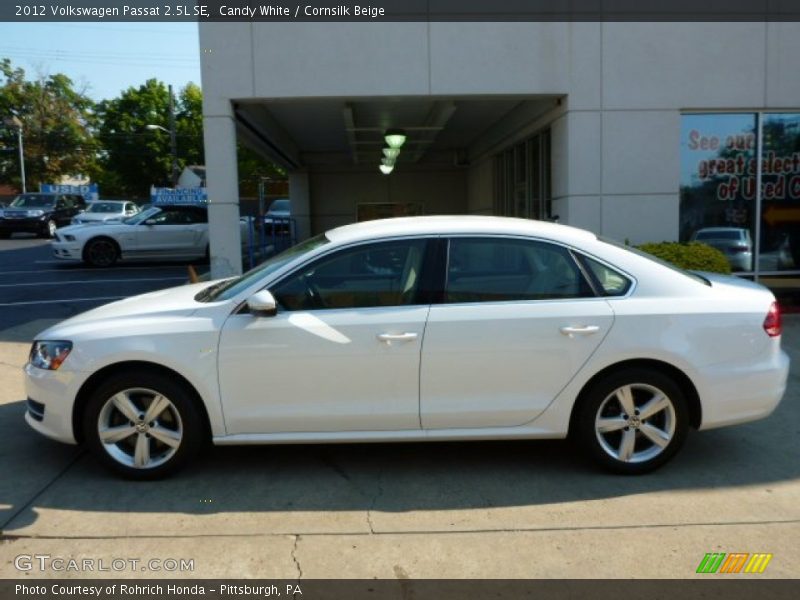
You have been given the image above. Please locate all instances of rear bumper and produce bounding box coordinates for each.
[698,347,790,430]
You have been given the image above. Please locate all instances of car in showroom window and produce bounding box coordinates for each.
[23,216,789,479]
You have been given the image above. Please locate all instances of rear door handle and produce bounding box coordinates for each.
[560,325,600,338]
[377,332,419,344]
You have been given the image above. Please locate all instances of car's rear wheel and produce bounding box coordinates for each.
[83,237,119,267]
[82,370,204,479]
[575,368,689,474]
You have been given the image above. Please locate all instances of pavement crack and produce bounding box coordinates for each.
[366,470,384,535]
[291,534,303,583]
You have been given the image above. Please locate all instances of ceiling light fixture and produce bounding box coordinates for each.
[379,164,394,175]
[382,147,401,160]
[384,129,406,149]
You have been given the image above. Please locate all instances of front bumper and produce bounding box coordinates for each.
[51,240,83,261]
[0,219,47,234]
[24,362,83,444]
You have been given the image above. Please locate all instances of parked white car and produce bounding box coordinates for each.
[52,204,249,267]
[26,216,788,478]
[71,200,140,225]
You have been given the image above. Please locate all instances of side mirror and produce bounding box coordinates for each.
[247,290,278,317]
[144,218,157,226]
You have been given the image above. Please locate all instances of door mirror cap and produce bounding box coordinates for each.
[247,290,278,317]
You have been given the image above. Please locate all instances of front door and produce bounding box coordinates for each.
[134,207,204,256]
[218,237,433,434]
[420,236,615,429]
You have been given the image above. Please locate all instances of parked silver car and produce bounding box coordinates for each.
[72,200,140,225]
[690,227,753,271]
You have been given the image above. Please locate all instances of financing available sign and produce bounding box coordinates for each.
[150,186,208,205]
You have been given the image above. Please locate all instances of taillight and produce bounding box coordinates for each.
[764,301,782,337]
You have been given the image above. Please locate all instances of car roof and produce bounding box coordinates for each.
[325,216,597,246]
[695,227,745,232]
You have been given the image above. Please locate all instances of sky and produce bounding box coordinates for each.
[0,22,201,101]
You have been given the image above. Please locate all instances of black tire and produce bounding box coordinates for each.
[83,237,119,267]
[574,368,689,474]
[82,369,205,480]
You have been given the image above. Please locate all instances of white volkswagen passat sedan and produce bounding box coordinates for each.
[24,217,789,478]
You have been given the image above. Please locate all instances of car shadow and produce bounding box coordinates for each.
[2,379,798,533]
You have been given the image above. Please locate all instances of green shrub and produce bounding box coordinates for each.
[636,241,731,274]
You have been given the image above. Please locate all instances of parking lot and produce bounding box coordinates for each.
[0,236,799,579]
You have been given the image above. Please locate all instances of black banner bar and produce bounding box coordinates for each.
[3,0,800,22]
[2,580,800,600]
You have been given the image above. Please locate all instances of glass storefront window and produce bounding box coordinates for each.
[680,113,757,272]
[681,112,800,276]
[494,129,552,221]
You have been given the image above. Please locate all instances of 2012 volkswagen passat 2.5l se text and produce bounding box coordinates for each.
[24,216,789,479]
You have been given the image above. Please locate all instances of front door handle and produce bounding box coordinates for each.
[377,332,419,344]
[560,325,600,338]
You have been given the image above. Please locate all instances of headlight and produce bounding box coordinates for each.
[27,210,45,217]
[29,341,73,371]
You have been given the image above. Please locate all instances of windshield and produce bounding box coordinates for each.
[10,194,56,208]
[123,206,161,225]
[598,236,710,286]
[197,234,330,302]
[268,199,290,213]
[87,202,124,213]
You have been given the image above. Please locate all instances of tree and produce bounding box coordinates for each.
[96,79,206,198]
[0,58,97,191]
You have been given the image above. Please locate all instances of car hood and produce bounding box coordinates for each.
[36,281,220,339]
[74,213,122,222]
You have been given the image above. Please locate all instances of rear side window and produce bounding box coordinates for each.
[445,238,594,303]
[581,256,632,296]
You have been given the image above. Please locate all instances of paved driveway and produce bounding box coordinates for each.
[0,238,798,579]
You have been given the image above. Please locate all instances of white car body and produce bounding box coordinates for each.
[51,204,249,264]
[25,216,789,476]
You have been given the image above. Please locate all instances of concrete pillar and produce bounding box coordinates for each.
[289,169,311,240]
[203,109,243,278]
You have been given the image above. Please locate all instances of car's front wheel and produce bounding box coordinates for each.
[574,368,689,474]
[41,219,57,238]
[83,370,205,479]
[83,237,119,267]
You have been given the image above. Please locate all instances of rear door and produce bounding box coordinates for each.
[420,236,615,429]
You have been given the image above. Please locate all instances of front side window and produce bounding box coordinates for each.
[445,238,593,303]
[272,239,428,311]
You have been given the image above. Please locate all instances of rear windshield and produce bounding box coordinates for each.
[694,230,741,241]
[598,236,710,286]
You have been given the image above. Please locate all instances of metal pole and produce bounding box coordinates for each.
[754,113,763,282]
[168,84,178,187]
[17,126,26,193]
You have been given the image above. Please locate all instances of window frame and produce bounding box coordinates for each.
[440,235,631,305]
[258,235,445,313]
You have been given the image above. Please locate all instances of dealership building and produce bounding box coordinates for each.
[199,21,800,283]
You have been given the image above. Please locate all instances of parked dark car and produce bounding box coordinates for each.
[0,193,87,239]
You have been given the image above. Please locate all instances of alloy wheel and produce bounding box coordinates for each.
[47,220,57,237]
[97,388,183,469]
[594,383,676,464]
[87,240,117,266]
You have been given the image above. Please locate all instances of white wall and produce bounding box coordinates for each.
[201,21,800,245]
